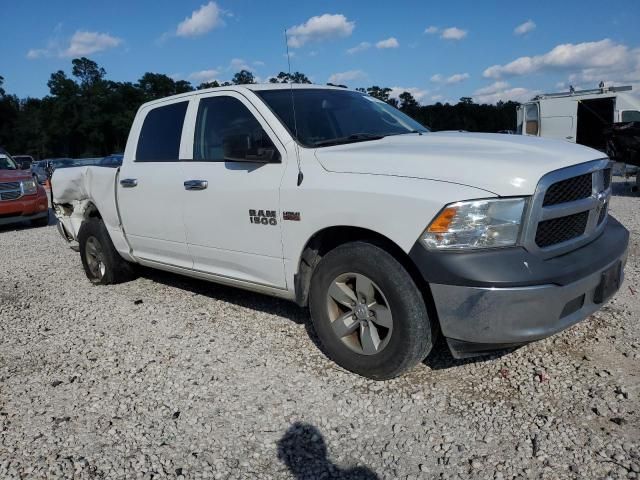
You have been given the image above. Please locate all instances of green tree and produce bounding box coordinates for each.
[232,70,255,85]
[0,75,5,97]
[197,80,221,90]
[72,57,106,87]
[269,71,311,84]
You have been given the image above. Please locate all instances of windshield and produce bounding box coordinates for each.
[255,89,428,147]
[0,155,17,170]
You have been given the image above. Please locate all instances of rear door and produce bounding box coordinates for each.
[180,91,288,288]
[117,99,192,268]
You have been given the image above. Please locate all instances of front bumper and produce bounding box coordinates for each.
[410,216,629,358]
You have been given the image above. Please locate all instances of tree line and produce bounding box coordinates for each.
[0,58,519,159]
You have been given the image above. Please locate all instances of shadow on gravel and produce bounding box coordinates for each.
[138,267,517,373]
[278,422,379,480]
[0,208,57,234]
[422,336,516,371]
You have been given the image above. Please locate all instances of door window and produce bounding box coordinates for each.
[193,96,280,162]
[136,101,188,162]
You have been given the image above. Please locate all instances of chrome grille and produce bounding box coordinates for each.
[522,159,612,258]
[0,182,22,201]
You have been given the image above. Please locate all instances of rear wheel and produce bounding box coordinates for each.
[309,241,434,380]
[78,218,134,285]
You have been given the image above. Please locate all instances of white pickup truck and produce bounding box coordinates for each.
[53,84,629,379]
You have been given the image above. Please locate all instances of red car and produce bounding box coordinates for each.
[0,152,49,227]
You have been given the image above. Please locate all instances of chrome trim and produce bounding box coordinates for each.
[521,158,612,259]
[119,178,138,188]
[0,181,24,201]
[184,179,208,190]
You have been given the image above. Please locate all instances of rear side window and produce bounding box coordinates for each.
[136,102,188,162]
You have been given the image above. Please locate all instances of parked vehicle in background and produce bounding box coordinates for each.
[53,84,628,379]
[0,152,49,227]
[517,84,640,189]
[12,155,35,170]
[98,154,123,168]
[31,160,50,184]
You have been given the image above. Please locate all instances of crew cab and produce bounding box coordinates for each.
[0,151,49,228]
[52,84,629,379]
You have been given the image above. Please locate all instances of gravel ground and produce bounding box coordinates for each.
[1,179,639,480]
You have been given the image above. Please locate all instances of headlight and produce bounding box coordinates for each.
[21,179,38,195]
[421,198,527,250]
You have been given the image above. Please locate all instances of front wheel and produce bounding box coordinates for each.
[78,218,134,285]
[309,241,435,380]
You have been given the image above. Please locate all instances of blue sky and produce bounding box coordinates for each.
[2,0,639,104]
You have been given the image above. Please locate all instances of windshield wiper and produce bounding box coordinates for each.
[312,133,385,147]
[384,130,425,137]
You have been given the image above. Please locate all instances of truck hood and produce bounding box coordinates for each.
[0,169,31,182]
[314,132,604,196]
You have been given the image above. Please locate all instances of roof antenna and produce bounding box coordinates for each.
[284,28,303,186]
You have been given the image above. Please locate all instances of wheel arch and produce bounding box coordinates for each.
[294,226,437,324]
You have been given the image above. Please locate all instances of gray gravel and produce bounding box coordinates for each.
[1,179,639,480]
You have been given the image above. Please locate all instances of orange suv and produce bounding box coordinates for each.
[0,152,49,227]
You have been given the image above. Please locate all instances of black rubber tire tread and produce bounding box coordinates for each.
[78,218,134,285]
[309,241,434,380]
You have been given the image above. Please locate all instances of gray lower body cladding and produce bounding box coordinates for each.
[409,216,629,358]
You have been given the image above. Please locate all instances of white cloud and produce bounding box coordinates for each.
[26,48,48,59]
[287,14,355,48]
[328,69,366,85]
[440,27,467,40]
[347,41,371,54]
[473,81,534,104]
[430,94,444,102]
[230,58,251,71]
[376,37,399,49]
[483,39,634,79]
[253,60,265,67]
[176,2,223,37]
[389,87,429,102]
[188,69,220,83]
[62,31,122,57]
[431,72,470,84]
[514,20,536,36]
[424,26,438,34]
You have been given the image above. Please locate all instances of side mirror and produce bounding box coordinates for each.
[223,133,279,163]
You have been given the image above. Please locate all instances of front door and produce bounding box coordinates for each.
[180,92,287,288]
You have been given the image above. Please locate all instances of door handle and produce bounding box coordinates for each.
[184,180,208,191]
[120,178,138,188]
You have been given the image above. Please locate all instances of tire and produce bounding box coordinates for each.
[78,218,134,285]
[309,241,434,380]
[30,212,49,228]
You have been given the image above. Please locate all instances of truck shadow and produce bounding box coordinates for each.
[137,267,503,372]
[277,422,379,480]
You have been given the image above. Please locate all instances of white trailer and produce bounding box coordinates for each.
[517,85,640,188]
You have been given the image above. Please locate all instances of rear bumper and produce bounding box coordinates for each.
[410,216,629,358]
